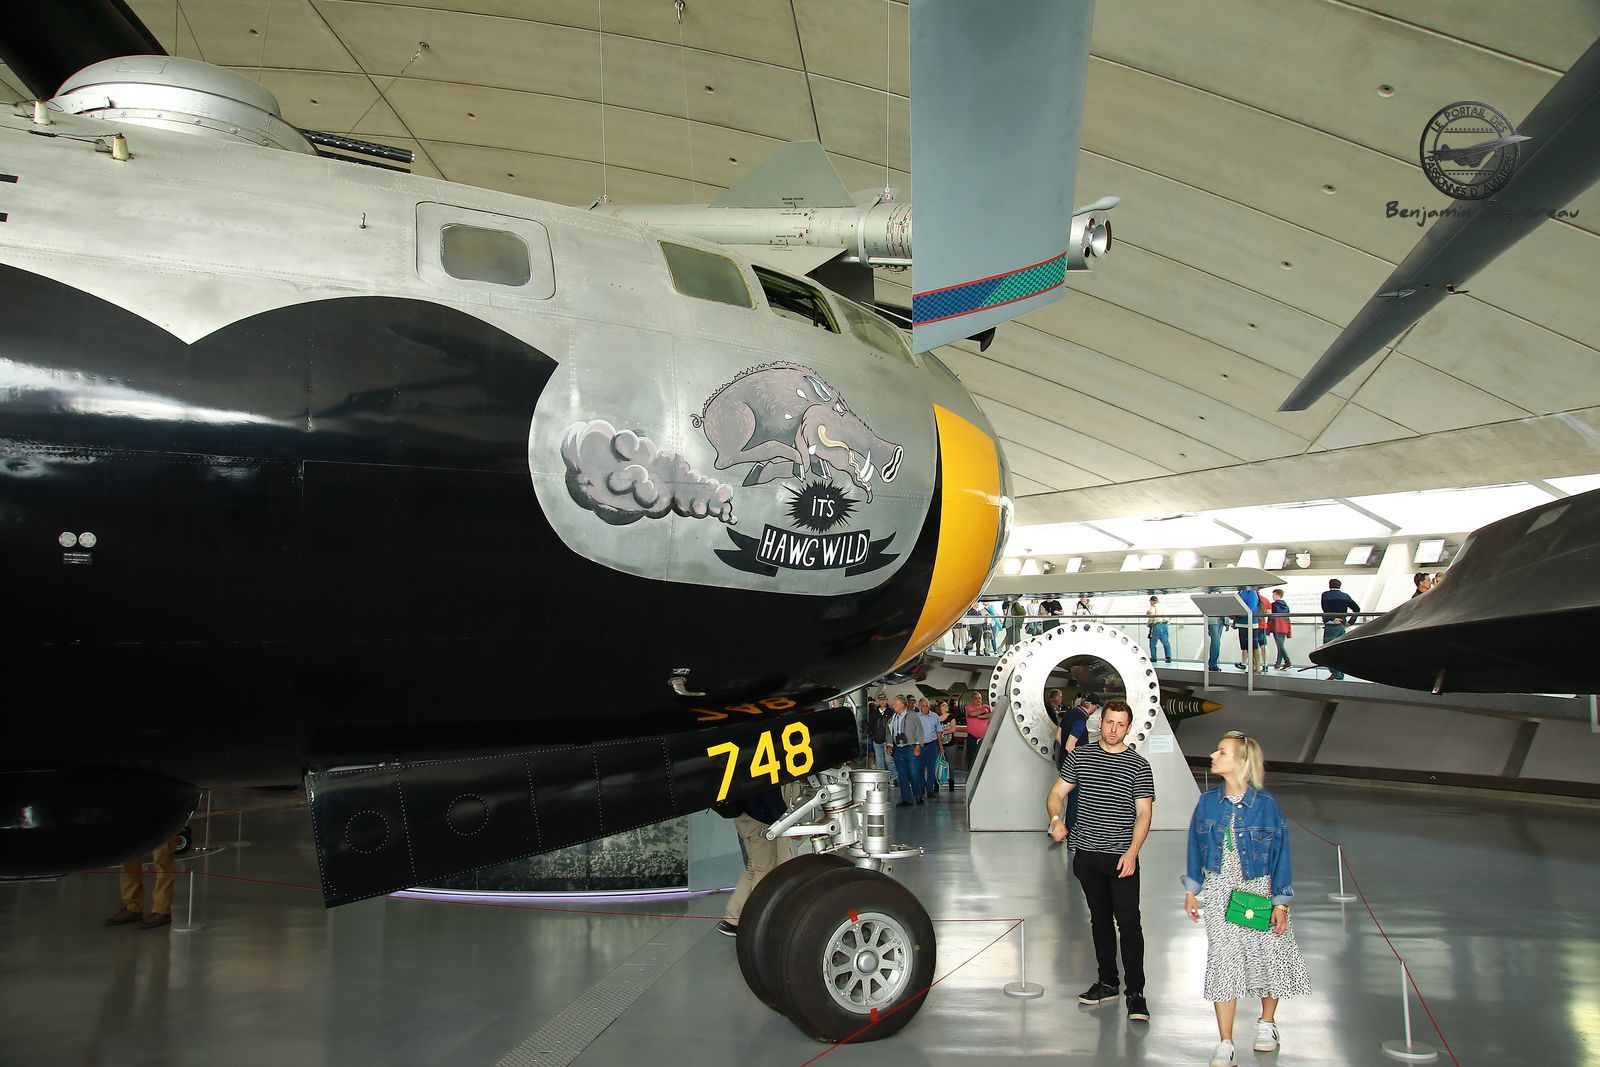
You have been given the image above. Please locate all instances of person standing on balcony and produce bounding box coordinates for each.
[1146,596,1173,664]
[1319,580,1361,681]
[1234,587,1261,671]
[1006,597,1028,649]
[1268,590,1293,670]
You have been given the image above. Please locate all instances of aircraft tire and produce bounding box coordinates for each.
[736,852,852,1010]
[771,865,936,1043]
[172,825,193,855]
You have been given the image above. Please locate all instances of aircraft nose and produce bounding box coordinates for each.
[895,405,1006,664]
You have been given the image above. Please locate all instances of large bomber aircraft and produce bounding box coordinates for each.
[0,0,1101,1044]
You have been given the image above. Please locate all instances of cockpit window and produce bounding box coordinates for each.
[835,296,914,363]
[661,242,754,308]
[754,266,838,332]
[439,224,531,287]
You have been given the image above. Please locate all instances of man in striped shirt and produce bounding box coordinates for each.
[1046,699,1155,1023]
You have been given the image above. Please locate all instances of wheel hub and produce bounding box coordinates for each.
[822,911,912,1014]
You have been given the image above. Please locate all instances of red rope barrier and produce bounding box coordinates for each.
[1285,811,1461,1066]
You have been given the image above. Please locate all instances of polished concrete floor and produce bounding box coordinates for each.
[3,776,1596,1066]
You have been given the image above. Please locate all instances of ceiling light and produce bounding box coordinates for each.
[1066,556,1084,573]
[1414,539,1446,565]
[1295,550,1312,569]
[1345,545,1375,566]
[1120,553,1142,572]
[1173,550,1197,570]
[1236,549,1262,569]
[1002,557,1022,576]
[1019,558,1042,576]
[1140,554,1165,570]
[1263,548,1287,570]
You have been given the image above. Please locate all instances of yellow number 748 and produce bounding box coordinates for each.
[706,723,815,802]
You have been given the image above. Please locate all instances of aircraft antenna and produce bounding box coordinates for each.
[347,41,427,147]
[596,0,610,203]
[675,1,698,200]
[883,0,892,200]
[255,0,273,83]
[174,1,205,62]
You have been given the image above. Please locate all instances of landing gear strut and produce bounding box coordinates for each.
[734,769,934,1042]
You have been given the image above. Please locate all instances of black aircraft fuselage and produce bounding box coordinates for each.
[0,80,1008,892]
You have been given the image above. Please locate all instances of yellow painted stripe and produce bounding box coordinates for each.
[897,405,1003,664]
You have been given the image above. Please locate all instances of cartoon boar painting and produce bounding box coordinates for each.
[693,363,903,502]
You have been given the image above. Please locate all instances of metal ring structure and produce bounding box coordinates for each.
[821,910,912,1014]
[985,640,1029,727]
[993,622,1163,762]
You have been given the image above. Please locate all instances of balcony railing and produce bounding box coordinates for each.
[931,611,1387,685]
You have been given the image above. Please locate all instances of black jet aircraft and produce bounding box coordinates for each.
[1312,488,1600,694]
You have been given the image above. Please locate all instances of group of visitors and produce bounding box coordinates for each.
[865,692,992,804]
[1234,587,1296,673]
[1045,703,1310,1066]
[956,595,1098,655]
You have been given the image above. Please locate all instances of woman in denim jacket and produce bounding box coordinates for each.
[1181,732,1311,1067]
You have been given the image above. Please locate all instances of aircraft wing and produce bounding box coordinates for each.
[909,0,1095,354]
[1280,33,1600,412]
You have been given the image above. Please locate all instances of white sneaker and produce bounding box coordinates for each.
[1208,1039,1237,1067]
[1253,1018,1279,1052]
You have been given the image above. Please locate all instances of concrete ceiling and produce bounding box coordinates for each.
[10,0,1599,525]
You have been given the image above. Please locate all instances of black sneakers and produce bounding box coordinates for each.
[715,920,738,937]
[1126,994,1149,1021]
[1078,981,1120,1005]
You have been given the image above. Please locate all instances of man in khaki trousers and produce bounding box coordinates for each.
[105,839,177,929]
[716,785,789,936]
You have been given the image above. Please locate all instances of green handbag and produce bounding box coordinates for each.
[1225,889,1272,931]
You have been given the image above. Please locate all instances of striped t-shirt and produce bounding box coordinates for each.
[1058,743,1155,853]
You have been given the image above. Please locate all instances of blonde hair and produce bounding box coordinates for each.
[1222,731,1265,789]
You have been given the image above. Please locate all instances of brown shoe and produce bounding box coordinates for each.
[140,912,172,929]
[104,907,143,927]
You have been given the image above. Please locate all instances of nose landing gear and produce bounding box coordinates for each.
[732,769,935,1042]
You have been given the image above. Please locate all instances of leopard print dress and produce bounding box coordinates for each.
[1199,802,1313,1002]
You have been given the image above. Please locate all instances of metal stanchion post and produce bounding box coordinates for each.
[234,806,251,850]
[1328,844,1358,903]
[173,869,206,933]
[1381,961,1438,1061]
[187,789,226,859]
[1002,919,1044,999]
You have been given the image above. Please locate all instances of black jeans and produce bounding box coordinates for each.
[1072,849,1145,994]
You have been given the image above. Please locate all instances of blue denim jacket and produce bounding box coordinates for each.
[1180,784,1294,905]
